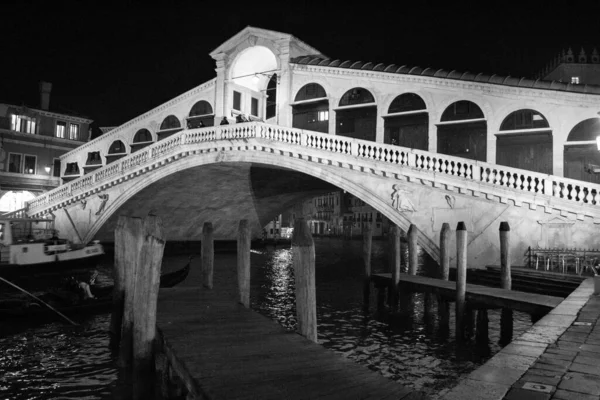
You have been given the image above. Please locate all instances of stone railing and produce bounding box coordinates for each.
[26,122,600,216]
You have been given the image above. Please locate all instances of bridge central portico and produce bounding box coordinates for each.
[25,122,600,268]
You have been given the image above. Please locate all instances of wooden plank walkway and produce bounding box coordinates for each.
[156,286,414,400]
[371,273,562,314]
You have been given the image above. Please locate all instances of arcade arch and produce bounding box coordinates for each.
[187,101,214,129]
[131,129,154,153]
[158,115,183,141]
[496,109,552,174]
[106,140,127,164]
[292,83,329,133]
[564,118,600,184]
[383,93,428,150]
[437,100,487,161]
[335,88,377,142]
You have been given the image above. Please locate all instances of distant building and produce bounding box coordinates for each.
[0,82,92,212]
[536,47,600,85]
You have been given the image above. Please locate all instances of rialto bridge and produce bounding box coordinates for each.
[19,26,600,267]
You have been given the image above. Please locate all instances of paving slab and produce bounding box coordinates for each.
[557,372,600,396]
[552,388,600,400]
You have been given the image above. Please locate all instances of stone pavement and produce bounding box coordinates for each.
[442,278,599,400]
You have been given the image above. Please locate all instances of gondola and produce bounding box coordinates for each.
[0,259,190,319]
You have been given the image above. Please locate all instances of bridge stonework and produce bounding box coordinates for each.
[27,123,600,268]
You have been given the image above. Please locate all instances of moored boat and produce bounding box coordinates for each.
[0,217,104,277]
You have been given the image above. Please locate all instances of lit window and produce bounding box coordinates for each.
[318,111,329,121]
[571,76,580,84]
[24,155,36,175]
[56,121,66,138]
[10,114,36,134]
[8,154,22,173]
[69,124,79,140]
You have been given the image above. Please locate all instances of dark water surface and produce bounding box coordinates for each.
[0,238,535,399]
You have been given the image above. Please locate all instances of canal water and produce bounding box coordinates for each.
[0,237,534,399]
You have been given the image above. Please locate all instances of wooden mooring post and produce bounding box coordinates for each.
[476,309,489,347]
[111,215,165,400]
[132,215,165,400]
[500,221,513,345]
[408,224,418,275]
[292,218,317,343]
[390,225,401,312]
[362,223,373,310]
[237,219,251,308]
[111,216,142,351]
[202,222,214,289]
[438,223,451,334]
[456,222,467,343]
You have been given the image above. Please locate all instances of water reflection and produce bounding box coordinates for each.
[0,315,119,400]
[250,238,532,398]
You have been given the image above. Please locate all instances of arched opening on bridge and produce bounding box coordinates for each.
[0,190,35,212]
[84,151,103,175]
[187,100,214,129]
[131,129,154,153]
[106,140,127,165]
[229,46,279,121]
[437,100,487,161]
[383,93,428,150]
[496,109,552,174]
[158,115,183,141]
[335,88,377,141]
[63,162,80,181]
[292,83,329,133]
[564,118,600,183]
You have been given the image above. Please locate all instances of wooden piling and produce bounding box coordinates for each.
[456,221,467,343]
[237,219,251,308]
[407,224,418,275]
[476,309,489,346]
[499,222,511,290]
[292,218,317,343]
[362,223,373,309]
[499,221,513,345]
[114,216,144,365]
[439,223,451,280]
[390,225,401,312]
[132,215,165,400]
[202,222,214,289]
[464,305,475,338]
[438,223,451,334]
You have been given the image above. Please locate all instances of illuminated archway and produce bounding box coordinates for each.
[0,191,35,212]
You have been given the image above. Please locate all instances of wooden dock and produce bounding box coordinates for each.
[371,273,563,314]
[156,286,414,400]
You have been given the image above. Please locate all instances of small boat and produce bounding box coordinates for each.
[0,217,104,277]
[0,259,191,319]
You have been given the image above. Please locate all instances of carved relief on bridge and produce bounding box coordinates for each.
[96,194,109,216]
[391,184,417,213]
[537,216,575,248]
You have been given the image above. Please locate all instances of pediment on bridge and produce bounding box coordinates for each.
[209,26,325,60]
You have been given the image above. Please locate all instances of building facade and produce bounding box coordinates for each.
[0,82,92,212]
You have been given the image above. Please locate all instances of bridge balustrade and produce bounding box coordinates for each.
[24,122,600,216]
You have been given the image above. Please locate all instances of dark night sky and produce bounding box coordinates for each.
[2,1,599,135]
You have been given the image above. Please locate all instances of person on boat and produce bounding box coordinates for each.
[78,270,98,300]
